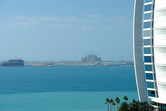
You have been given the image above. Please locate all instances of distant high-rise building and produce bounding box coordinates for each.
[82,54,101,62]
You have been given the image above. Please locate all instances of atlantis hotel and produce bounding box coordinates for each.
[133,0,166,110]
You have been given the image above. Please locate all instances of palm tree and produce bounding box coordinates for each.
[123,96,128,102]
[108,99,113,111]
[132,99,136,103]
[112,101,116,111]
[105,98,109,111]
[115,97,120,111]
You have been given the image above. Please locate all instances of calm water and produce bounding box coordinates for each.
[0,66,138,111]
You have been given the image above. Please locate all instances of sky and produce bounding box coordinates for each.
[0,0,134,61]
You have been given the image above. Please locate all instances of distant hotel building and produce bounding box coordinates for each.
[134,0,166,110]
[82,54,101,62]
[1,59,24,66]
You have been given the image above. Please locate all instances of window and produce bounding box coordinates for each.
[163,104,166,111]
[144,21,151,28]
[143,30,151,37]
[147,82,154,88]
[144,56,152,62]
[148,90,155,97]
[145,65,152,71]
[146,73,153,80]
[144,39,151,45]
[144,48,151,54]
[145,0,152,3]
[144,4,152,12]
[144,13,151,20]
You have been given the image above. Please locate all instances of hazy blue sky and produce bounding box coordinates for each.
[0,0,134,61]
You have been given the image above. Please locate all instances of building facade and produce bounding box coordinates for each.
[133,0,166,110]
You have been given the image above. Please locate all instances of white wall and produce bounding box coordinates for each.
[154,0,166,102]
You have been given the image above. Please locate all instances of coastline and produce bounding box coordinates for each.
[24,61,133,67]
[0,61,133,67]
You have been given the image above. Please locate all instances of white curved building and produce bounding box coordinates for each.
[133,0,166,110]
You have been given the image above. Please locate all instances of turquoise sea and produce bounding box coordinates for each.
[0,66,138,111]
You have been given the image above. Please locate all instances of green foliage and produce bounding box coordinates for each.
[132,99,136,103]
[106,98,109,103]
[137,102,154,111]
[119,100,154,111]
[109,99,113,103]
[123,96,128,102]
[128,101,139,111]
[115,97,120,103]
[105,97,154,111]
[119,102,128,111]
[112,101,116,106]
